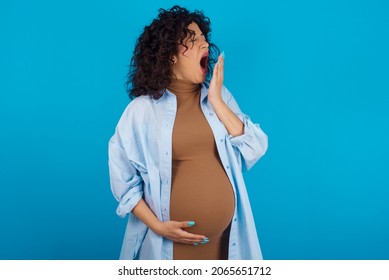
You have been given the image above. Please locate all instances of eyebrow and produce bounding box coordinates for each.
[189,30,205,37]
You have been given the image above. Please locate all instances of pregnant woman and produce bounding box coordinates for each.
[108,5,268,260]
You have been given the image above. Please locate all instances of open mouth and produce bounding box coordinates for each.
[200,52,209,74]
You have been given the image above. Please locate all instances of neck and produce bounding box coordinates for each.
[167,78,201,95]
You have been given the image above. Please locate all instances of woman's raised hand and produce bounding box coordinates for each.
[207,51,225,106]
[154,220,209,245]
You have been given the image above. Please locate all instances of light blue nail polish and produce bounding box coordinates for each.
[203,237,209,242]
[187,221,195,226]
[221,51,225,58]
[193,243,198,246]
[200,240,208,244]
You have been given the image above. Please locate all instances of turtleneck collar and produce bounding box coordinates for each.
[167,78,201,96]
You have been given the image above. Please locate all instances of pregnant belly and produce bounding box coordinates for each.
[170,161,235,238]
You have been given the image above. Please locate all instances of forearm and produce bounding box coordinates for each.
[132,198,163,234]
[210,99,244,137]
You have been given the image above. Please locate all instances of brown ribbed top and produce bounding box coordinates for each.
[167,78,235,260]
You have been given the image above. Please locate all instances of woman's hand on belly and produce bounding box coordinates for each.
[132,200,208,245]
[154,221,209,245]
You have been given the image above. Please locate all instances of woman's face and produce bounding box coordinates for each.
[172,22,209,84]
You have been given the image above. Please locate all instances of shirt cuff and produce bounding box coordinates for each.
[116,190,143,218]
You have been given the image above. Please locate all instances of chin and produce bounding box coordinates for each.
[196,75,206,84]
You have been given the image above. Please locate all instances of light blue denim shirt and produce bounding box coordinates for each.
[108,84,268,260]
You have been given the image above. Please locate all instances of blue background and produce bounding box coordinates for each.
[1,0,388,259]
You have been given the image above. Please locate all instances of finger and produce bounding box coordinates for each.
[212,60,218,79]
[217,54,223,72]
[172,238,194,245]
[180,221,196,228]
[181,238,207,244]
[220,56,224,81]
[215,54,222,65]
[213,60,218,73]
[170,232,205,243]
[175,237,210,245]
[178,230,208,241]
[177,221,207,239]
[218,55,223,73]
[219,53,224,63]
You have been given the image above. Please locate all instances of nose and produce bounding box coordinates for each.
[202,40,209,49]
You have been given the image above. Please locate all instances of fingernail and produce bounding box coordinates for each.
[221,51,225,58]
[203,237,209,242]
[200,240,208,244]
[193,243,198,246]
[187,221,195,226]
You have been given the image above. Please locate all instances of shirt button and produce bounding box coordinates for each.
[226,165,229,169]
[234,218,237,222]
[209,112,214,116]
[165,151,168,155]
[233,243,236,246]
[220,139,224,142]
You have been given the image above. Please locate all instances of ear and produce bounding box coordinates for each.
[171,55,177,65]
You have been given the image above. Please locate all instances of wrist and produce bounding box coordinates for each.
[151,220,165,235]
[208,95,225,108]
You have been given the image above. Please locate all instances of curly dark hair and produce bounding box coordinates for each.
[125,5,220,100]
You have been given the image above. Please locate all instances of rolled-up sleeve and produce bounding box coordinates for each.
[108,131,144,218]
[224,87,268,171]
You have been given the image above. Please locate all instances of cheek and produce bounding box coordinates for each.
[177,44,186,54]
[178,43,196,57]
[182,49,194,59]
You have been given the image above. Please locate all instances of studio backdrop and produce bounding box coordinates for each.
[0,0,388,259]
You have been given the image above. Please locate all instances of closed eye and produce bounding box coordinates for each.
[192,34,206,42]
